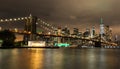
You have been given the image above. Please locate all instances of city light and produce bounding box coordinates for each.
[0,27,2,30]
[0,16,118,47]
[0,19,3,22]
[28,31,31,34]
[25,17,28,19]
[14,28,18,32]
[54,43,70,47]
[10,19,12,21]
[21,17,24,20]
[14,18,17,21]
[18,18,20,20]
[5,19,8,21]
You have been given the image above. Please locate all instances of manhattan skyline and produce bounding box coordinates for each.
[0,0,120,36]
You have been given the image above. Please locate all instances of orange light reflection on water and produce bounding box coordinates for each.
[29,48,44,69]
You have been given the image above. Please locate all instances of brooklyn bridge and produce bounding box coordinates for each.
[0,14,117,48]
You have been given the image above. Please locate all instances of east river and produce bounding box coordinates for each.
[0,48,120,69]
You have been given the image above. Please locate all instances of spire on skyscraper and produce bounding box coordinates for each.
[100,18,103,24]
[29,14,32,17]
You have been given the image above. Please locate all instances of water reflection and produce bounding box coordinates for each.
[29,49,44,69]
[0,48,120,69]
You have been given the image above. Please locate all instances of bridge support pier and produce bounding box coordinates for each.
[95,41,101,47]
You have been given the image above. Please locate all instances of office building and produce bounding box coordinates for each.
[100,18,104,38]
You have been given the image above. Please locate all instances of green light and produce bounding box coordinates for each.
[54,43,70,47]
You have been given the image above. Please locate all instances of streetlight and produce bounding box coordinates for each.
[0,19,3,22]
[10,19,12,21]
[18,18,20,20]
[25,17,28,19]
[14,28,18,32]
[36,22,38,25]
[14,18,17,21]
[0,27,2,31]
[21,17,24,20]
[5,19,8,21]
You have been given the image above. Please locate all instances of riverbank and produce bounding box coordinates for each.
[0,46,120,49]
[0,46,60,49]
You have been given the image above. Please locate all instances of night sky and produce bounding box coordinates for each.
[0,0,120,36]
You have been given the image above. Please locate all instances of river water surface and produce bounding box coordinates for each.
[0,48,120,69]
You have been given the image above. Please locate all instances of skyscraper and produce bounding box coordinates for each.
[100,18,104,38]
[62,26,70,36]
[73,28,79,35]
[83,28,90,37]
[91,26,95,38]
[104,25,112,41]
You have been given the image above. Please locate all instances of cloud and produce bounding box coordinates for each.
[0,0,120,35]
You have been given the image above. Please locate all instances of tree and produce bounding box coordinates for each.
[0,30,16,47]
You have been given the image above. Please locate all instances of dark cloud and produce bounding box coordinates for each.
[0,0,120,36]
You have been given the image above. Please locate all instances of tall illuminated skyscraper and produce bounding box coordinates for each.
[100,18,104,37]
[91,26,95,38]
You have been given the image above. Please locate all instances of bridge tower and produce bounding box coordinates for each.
[23,14,37,44]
